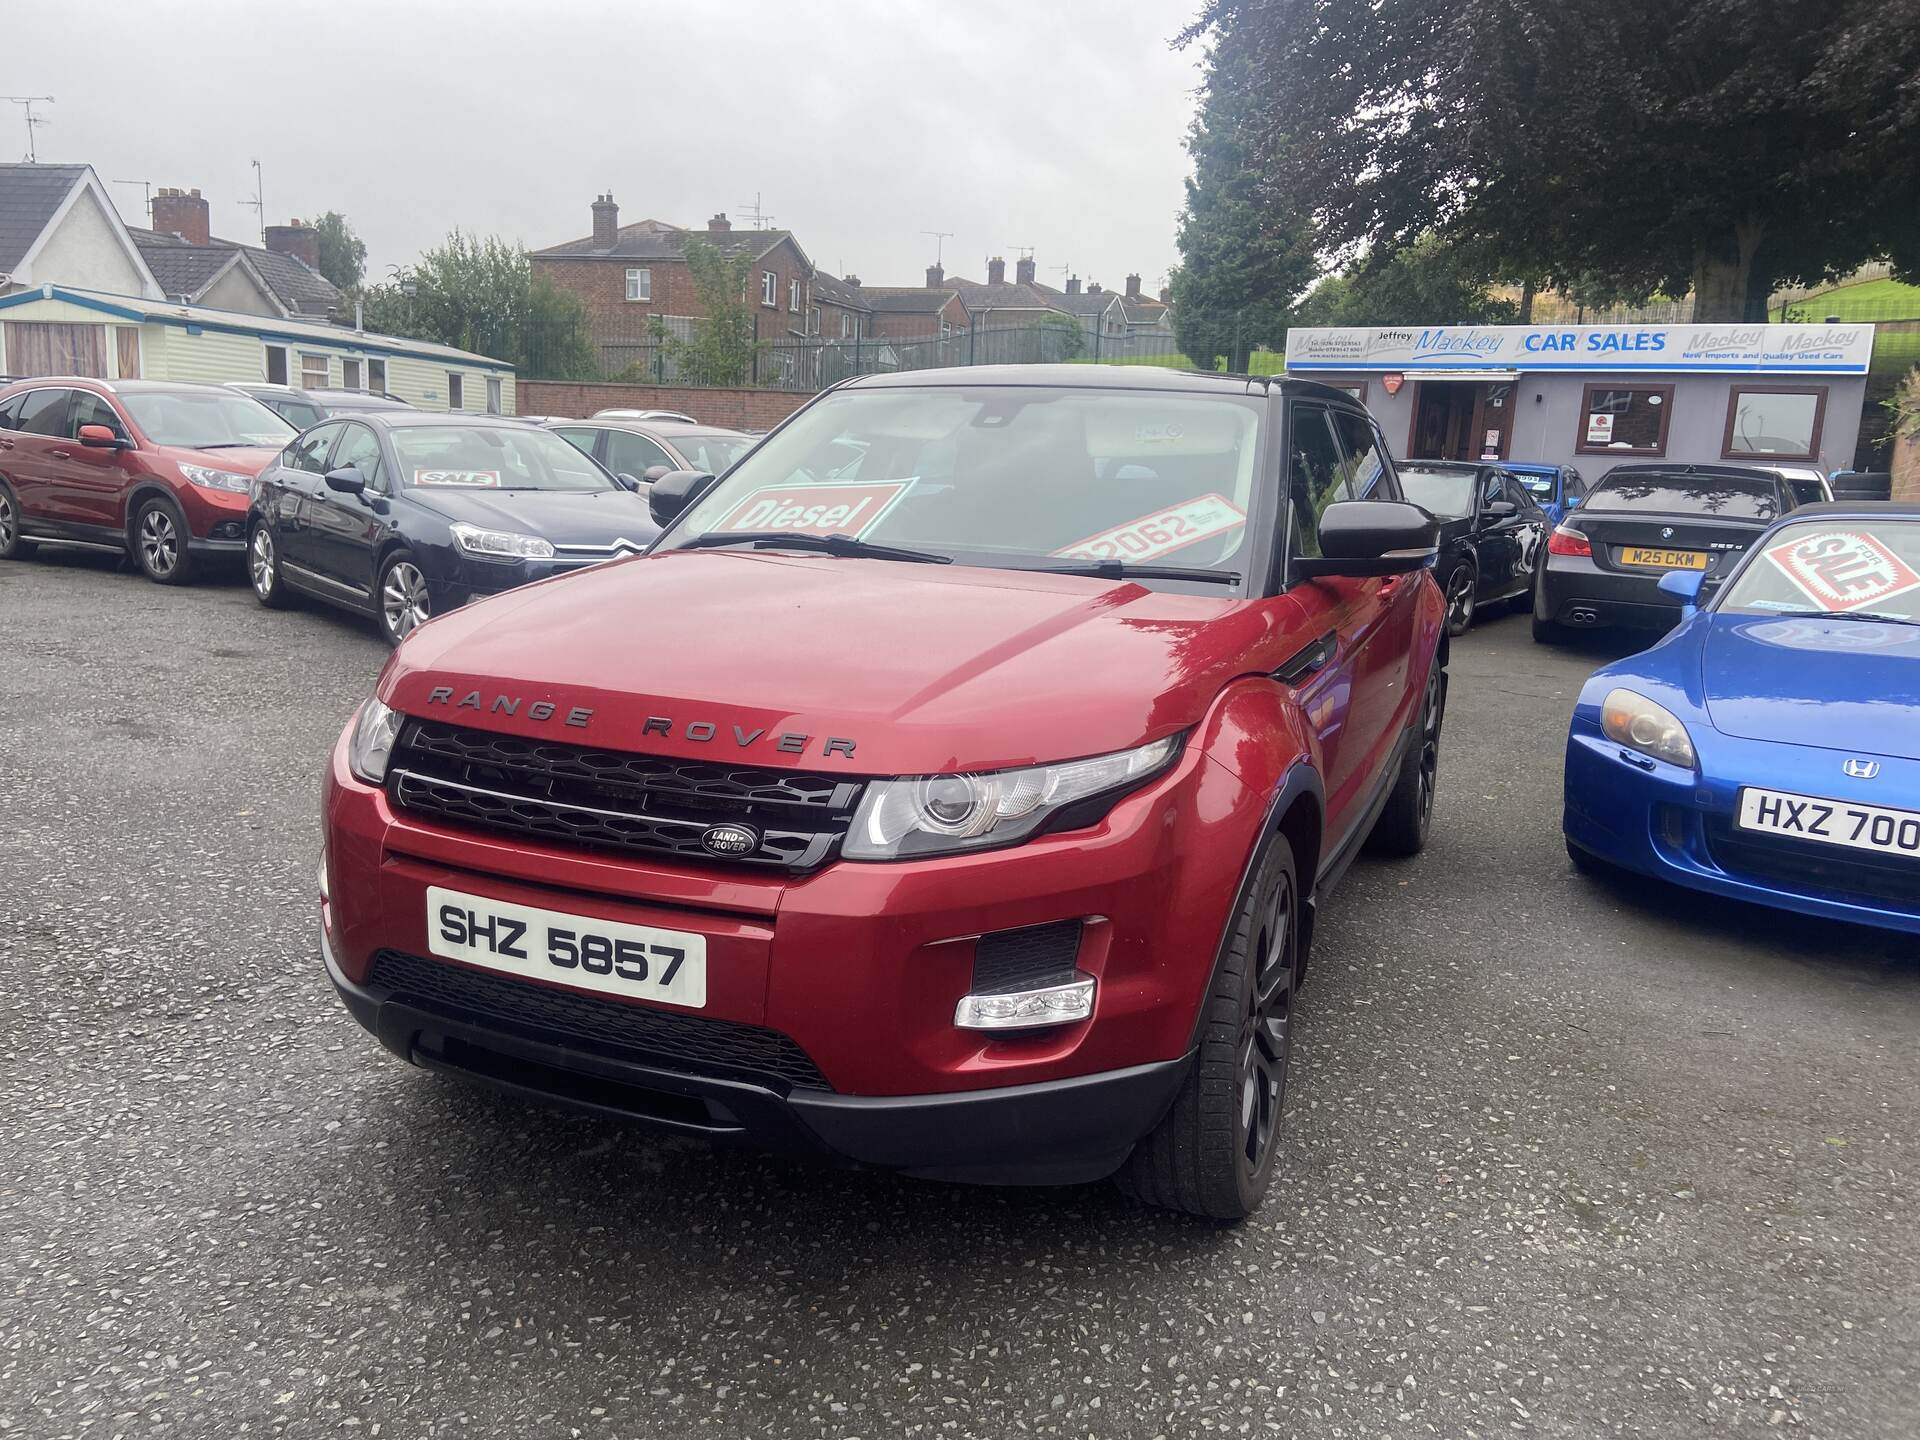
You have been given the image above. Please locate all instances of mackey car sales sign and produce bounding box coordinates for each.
[1285,323,1876,375]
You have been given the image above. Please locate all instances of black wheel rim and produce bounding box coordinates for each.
[1418,665,1444,825]
[1237,866,1296,1178]
[1446,569,1474,629]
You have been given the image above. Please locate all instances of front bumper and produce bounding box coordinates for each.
[1563,726,1920,935]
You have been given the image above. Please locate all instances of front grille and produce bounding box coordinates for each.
[368,950,830,1091]
[386,719,864,872]
[971,920,1084,995]
[1705,819,1920,912]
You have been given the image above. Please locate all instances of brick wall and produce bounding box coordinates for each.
[518,380,811,431]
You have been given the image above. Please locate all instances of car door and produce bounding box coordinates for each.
[1470,469,1521,599]
[308,422,390,597]
[2,388,75,528]
[1503,474,1548,592]
[273,420,346,578]
[55,390,137,535]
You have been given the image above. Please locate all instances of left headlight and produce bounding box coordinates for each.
[1600,687,1696,769]
[451,522,555,561]
[844,734,1184,861]
[347,697,404,784]
[178,464,253,494]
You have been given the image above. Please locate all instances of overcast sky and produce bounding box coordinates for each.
[10,0,1205,293]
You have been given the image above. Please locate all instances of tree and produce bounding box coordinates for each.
[1171,26,1317,369]
[1187,0,1920,321]
[312,211,367,289]
[1292,234,1518,328]
[659,237,762,387]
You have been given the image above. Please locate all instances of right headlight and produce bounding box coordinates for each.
[1600,687,1696,769]
[843,734,1184,861]
[347,696,404,784]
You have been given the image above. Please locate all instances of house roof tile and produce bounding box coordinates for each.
[0,163,89,272]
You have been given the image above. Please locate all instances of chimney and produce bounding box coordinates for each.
[987,256,1006,285]
[151,186,210,246]
[1159,284,1172,304]
[708,212,732,233]
[1125,273,1141,299]
[1015,255,1036,286]
[1088,281,1103,295]
[926,262,944,288]
[590,193,619,249]
[843,274,860,289]
[264,219,320,271]
[1066,275,1081,295]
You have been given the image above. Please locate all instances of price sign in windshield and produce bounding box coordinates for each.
[1763,529,1920,613]
[1056,494,1247,563]
[709,480,914,539]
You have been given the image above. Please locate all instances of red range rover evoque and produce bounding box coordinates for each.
[321,366,1446,1218]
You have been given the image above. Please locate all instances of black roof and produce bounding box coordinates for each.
[0,163,89,271]
[131,226,343,317]
[533,222,799,265]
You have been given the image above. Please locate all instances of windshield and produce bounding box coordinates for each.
[273,398,328,430]
[123,391,296,449]
[1717,520,1920,623]
[1398,466,1478,519]
[672,432,754,474]
[1509,470,1556,497]
[391,425,614,492]
[664,386,1264,582]
[1588,473,1780,520]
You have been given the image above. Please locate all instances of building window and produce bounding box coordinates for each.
[114,326,142,380]
[789,279,801,313]
[841,313,856,340]
[449,373,464,410]
[1723,386,1826,461]
[625,267,651,302]
[1575,383,1674,456]
[761,271,778,307]
[367,357,387,394]
[341,358,363,390]
[3,321,108,377]
[300,352,330,390]
[265,344,289,385]
[486,376,503,415]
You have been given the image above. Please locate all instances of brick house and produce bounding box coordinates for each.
[809,270,870,341]
[531,196,816,363]
[135,185,344,322]
[861,264,971,342]
[942,254,1073,331]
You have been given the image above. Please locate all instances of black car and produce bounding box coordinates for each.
[247,413,659,644]
[1396,461,1549,634]
[1531,462,1796,644]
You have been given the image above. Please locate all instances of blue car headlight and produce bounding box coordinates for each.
[1601,688,1696,769]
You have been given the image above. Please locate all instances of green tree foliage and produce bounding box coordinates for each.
[659,238,763,386]
[356,231,596,380]
[312,212,367,289]
[1292,235,1519,328]
[1186,0,1920,321]
[1171,26,1317,369]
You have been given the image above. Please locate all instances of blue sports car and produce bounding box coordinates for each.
[1563,502,1920,936]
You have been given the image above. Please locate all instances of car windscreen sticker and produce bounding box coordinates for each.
[414,469,502,488]
[709,479,914,540]
[1055,494,1248,563]
[1761,530,1920,613]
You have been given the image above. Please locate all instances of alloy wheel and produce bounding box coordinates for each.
[1237,865,1297,1178]
[139,506,179,577]
[250,527,276,598]
[1417,665,1444,826]
[0,492,15,550]
[1446,567,1475,631]
[382,561,429,640]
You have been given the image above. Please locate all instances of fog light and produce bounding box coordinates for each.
[954,974,1095,1031]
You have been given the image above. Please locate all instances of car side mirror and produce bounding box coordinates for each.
[1657,568,1707,610]
[614,472,642,491]
[649,469,716,526]
[323,466,366,495]
[78,424,125,449]
[1484,499,1518,518]
[1565,495,1582,510]
[1292,500,1440,581]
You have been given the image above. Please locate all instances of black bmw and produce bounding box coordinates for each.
[247,413,660,644]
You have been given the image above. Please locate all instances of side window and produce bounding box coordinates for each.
[16,389,73,437]
[1564,468,1587,501]
[1329,408,1392,500]
[605,429,675,478]
[284,421,345,475]
[551,426,600,459]
[0,393,22,431]
[1480,471,1506,511]
[1286,404,1348,563]
[1505,475,1542,513]
[69,392,129,441]
[332,424,387,491]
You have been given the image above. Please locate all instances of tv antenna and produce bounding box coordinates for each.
[113,178,154,220]
[1009,244,1034,261]
[4,96,54,163]
[921,229,953,267]
[238,158,265,242]
[737,191,775,229]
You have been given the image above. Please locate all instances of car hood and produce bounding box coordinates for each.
[1701,615,1920,761]
[407,486,659,548]
[383,550,1275,775]
[157,444,281,476]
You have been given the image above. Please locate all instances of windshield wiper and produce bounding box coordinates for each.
[194,441,263,450]
[1757,608,1917,626]
[1020,559,1243,586]
[675,530,952,564]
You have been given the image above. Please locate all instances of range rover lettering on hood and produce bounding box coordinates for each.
[423,687,857,758]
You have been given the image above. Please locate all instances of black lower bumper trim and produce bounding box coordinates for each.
[324,936,1191,1185]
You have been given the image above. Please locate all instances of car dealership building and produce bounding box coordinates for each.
[1283,323,1875,475]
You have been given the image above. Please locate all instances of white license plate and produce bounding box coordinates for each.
[426,886,707,1008]
[1736,786,1920,862]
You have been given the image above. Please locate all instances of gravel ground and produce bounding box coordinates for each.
[2,550,1916,1439]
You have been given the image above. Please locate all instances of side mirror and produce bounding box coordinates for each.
[78,424,125,449]
[1484,499,1518,519]
[1657,568,1707,609]
[649,469,716,526]
[1293,500,1440,580]
[614,472,642,491]
[323,466,366,495]
[1565,495,1582,510]
[642,464,674,484]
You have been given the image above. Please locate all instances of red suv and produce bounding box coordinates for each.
[320,367,1446,1218]
[0,377,295,583]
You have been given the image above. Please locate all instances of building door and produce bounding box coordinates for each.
[265,345,289,385]
[1408,381,1514,462]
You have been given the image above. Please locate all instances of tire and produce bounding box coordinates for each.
[1531,611,1568,645]
[1565,838,1624,879]
[0,481,35,561]
[1442,562,1477,636]
[248,521,296,609]
[377,547,431,646]
[1366,651,1446,857]
[132,495,194,585]
[1117,831,1302,1221]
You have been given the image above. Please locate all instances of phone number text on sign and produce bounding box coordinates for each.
[1056,493,1247,563]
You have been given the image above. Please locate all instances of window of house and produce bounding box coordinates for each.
[1575,383,1673,456]
[264,345,289,385]
[366,357,387,394]
[789,279,801,313]
[486,376,503,415]
[300,352,331,390]
[626,267,651,302]
[1723,386,1826,461]
[4,322,107,377]
[841,313,856,340]
[114,326,141,380]
[761,271,778,307]
[341,358,363,390]
[448,373,465,410]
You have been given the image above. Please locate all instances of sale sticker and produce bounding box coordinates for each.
[414,469,501,488]
[1055,493,1248,563]
[709,479,913,539]
[1763,529,1920,613]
